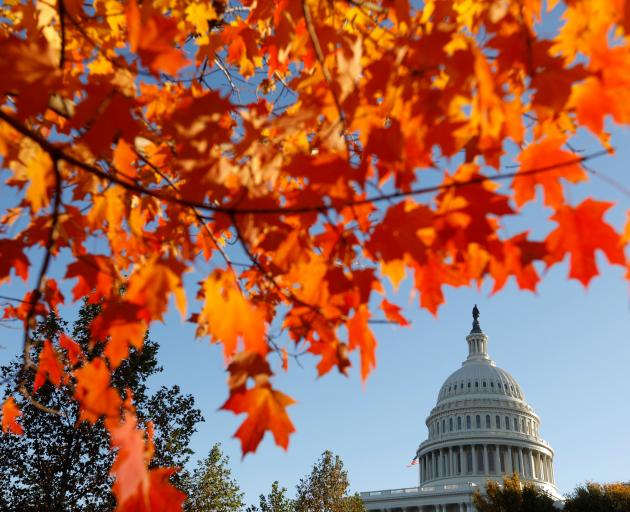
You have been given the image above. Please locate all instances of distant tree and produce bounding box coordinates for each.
[0,300,203,511]
[472,474,556,512]
[184,443,245,512]
[564,482,630,512]
[295,451,365,512]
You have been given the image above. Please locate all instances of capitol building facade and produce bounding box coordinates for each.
[361,308,562,512]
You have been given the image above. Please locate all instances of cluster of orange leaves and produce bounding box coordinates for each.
[0,0,629,509]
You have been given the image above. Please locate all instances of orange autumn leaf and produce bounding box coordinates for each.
[1,397,24,435]
[33,339,64,392]
[515,137,587,208]
[197,270,267,358]
[347,305,378,381]
[545,199,626,285]
[222,382,296,454]
[74,358,122,423]
[381,299,410,326]
[126,256,187,321]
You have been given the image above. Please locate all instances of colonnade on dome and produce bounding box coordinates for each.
[418,444,555,484]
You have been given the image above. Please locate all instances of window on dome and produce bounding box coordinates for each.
[483,381,487,388]
[460,383,464,389]
[505,416,510,429]
[496,415,501,428]
[527,420,531,434]
[490,381,494,388]
[521,418,526,433]
[475,381,479,388]
[475,415,481,428]
[513,417,518,430]
[486,415,491,428]
[442,419,446,433]
[449,417,453,431]
[437,422,440,435]
[467,382,471,389]
[466,416,471,429]
[458,417,462,430]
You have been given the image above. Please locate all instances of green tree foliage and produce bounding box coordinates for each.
[0,300,203,511]
[473,474,556,512]
[564,482,630,512]
[247,481,295,512]
[295,451,365,512]
[184,443,245,512]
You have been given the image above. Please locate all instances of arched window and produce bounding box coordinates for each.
[475,415,481,428]
[482,381,487,388]
[513,417,518,430]
[475,381,479,388]
[467,382,471,388]
[485,414,491,428]
[505,416,510,429]
[496,415,501,428]
[458,417,462,430]
[449,417,454,432]
[437,422,440,435]
[521,418,526,433]
[442,419,446,433]
[466,415,471,429]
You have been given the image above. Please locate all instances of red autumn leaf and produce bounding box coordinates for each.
[33,339,64,392]
[126,0,189,75]
[64,255,116,302]
[545,199,625,285]
[515,137,587,208]
[110,413,183,510]
[0,238,29,282]
[73,358,122,423]
[59,333,83,366]
[381,299,410,326]
[222,382,296,454]
[1,397,24,435]
[90,302,147,368]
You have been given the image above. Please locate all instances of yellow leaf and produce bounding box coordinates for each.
[9,140,53,212]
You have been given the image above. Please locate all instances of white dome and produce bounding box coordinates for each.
[437,361,525,404]
[414,307,562,501]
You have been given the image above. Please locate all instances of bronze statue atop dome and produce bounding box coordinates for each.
[472,304,480,320]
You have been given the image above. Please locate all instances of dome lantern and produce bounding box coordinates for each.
[465,305,490,363]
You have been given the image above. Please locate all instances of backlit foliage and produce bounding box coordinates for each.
[1,0,630,509]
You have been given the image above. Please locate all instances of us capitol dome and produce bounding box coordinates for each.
[361,306,562,512]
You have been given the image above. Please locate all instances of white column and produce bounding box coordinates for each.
[518,448,524,477]
[459,446,464,475]
[528,450,535,479]
[437,449,443,478]
[494,445,500,474]
[550,457,555,483]
[483,444,490,475]
[472,445,478,474]
[506,446,513,474]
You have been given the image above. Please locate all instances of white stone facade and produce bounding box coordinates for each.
[361,309,562,512]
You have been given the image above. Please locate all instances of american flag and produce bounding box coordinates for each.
[407,455,419,467]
